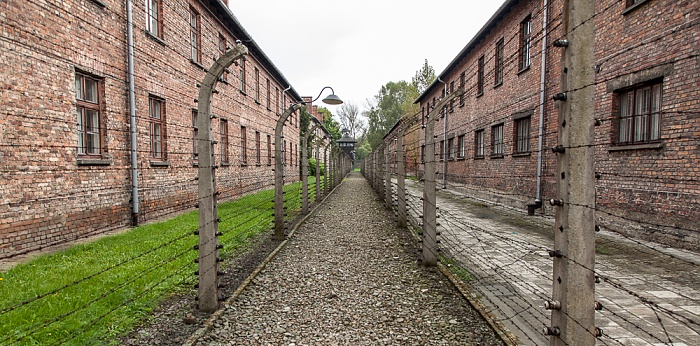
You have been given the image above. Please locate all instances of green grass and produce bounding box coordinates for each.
[439,255,474,282]
[0,179,316,345]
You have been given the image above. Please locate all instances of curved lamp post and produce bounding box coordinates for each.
[274,87,342,240]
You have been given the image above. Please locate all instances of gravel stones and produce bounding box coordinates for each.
[193,172,503,345]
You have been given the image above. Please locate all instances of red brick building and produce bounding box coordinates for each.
[413,0,699,250]
[0,0,304,258]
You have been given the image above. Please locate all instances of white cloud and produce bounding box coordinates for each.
[229,0,506,114]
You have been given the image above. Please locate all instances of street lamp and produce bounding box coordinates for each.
[273,87,342,240]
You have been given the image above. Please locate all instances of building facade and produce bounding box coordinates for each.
[414,0,699,250]
[1,0,304,259]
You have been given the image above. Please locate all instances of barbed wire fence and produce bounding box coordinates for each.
[0,6,351,342]
[361,0,699,344]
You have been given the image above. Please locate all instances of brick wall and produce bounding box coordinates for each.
[0,0,303,259]
[407,0,698,250]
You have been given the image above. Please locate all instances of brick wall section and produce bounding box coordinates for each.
[416,0,559,212]
[0,0,303,259]
[406,0,698,250]
[593,0,699,249]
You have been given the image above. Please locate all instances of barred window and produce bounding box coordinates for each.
[475,130,484,158]
[189,7,201,63]
[519,15,532,71]
[618,82,662,144]
[514,117,531,153]
[149,96,166,159]
[491,124,504,156]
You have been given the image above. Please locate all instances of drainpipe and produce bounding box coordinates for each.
[534,0,549,213]
[127,0,139,225]
[437,77,447,189]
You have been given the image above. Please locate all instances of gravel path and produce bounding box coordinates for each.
[192,171,503,345]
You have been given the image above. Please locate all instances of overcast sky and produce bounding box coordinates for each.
[229,1,506,115]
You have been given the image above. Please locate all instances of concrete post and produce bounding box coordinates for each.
[324,143,331,194]
[301,123,321,215]
[315,138,322,202]
[549,0,597,344]
[196,44,248,312]
[422,90,462,266]
[274,104,303,240]
[384,142,391,209]
[397,126,407,228]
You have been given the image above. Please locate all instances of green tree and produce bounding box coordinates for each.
[412,59,436,95]
[318,107,342,141]
[365,80,419,150]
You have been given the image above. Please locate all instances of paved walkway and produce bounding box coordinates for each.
[190,172,503,345]
[403,179,700,346]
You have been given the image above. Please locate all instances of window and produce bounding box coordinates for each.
[514,116,531,153]
[189,7,201,64]
[449,81,455,112]
[267,134,272,165]
[618,81,662,144]
[220,119,229,164]
[519,15,532,71]
[448,137,455,159]
[625,0,646,8]
[192,110,198,161]
[146,0,163,38]
[477,55,485,96]
[218,33,228,82]
[420,145,425,163]
[149,96,166,159]
[439,140,445,161]
[457,135,465,158]
[459,72,465,106]
[239,59,246,93]
[266,79,271,109]
[75,72,103,156]
[495,38,504,85]
[255,131,261,165]
[421,107,425,126]
[475,130,485,158]
[254,68,260,103]
[240,126,247,164]
[492,124,504,157]
[275,88,280,113]
[294,144,298,166]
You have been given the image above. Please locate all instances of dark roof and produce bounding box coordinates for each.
[338,133,356,143]
[415,0,518,104]
[208,0,302,103]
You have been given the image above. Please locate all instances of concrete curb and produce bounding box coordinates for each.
[182,176,347,346]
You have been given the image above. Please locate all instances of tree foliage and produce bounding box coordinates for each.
[364,80,419,150]
[412,59,436,95]
[318,107,341,141]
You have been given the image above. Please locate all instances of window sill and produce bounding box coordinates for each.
[240,162,248,167]
[239,90,247,96]
[77,157,112,166]
[255,100,261,105]
[456,156,466,161]
[459,103,465,108]
[494,81,503,89]
[190,59,205,70]
[517,66,531,75]
[512,152,531,157]
[490,154,505,159]
[145,30,166,46]
[476,91,484,98]
[192,161,198,167]
[150,160,170,167]
[474,156,485,160]
[608,142,663,152]
[221,162,231,167]
[622,0,649,15]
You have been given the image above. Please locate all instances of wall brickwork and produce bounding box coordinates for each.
[406,0,699,250]
[0,0,303,258]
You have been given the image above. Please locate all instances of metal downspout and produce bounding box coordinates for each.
[535,0,549,208]
[127,0,139,225]
[437,77,447,189]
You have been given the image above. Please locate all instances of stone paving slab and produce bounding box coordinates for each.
[402,179,700,346]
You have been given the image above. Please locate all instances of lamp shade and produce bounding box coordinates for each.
[321,94,343,105]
